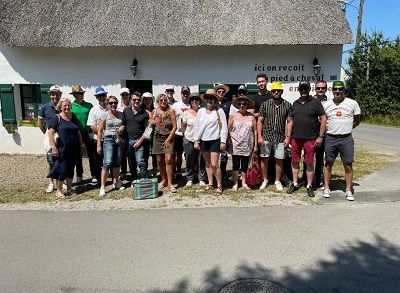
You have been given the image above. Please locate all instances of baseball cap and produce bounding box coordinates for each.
[165,85,174,91]
[181,85,190,93]
[142,92,154,98]
[48,85,62,94]
[120,87,130,95]
[94,86,107,96]
[238,85,248,93]
[271,82,284,91]
[298,81,311,90]
[332,81,345,88]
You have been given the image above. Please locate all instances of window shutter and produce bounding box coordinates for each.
[40,84,53,104]
[246,84,258,99]
[198,83,215,94]
[0,84,16,125]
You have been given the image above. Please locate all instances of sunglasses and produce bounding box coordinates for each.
[316,87,327,90]
[238,102,248,106]
[97,94,107,98]
[191,98,200,101]
[332,88,344,92]
[121,93,129,96]
[217,90,226,94]
[271,90,282,93]
[166,90,174,93]
[132,99,141,102]
[108,101,118,105]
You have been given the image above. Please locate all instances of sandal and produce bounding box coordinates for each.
[215,186,223,196]
[56,191,65,199]
[242,185,251,190]
[168,186,177,193]
[232,184,238,192]
[158,182,166,190]
[205,184,214,191]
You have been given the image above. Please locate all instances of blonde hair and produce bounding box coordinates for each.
[56,97,71,111]
[106,95,118,104]
[156,93,167,103]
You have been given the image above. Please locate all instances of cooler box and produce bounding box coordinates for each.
[131,178,158,200]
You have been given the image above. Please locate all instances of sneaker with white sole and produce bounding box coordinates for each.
[46,183,55,193]
[323,188,331,198]
[91,177,98,184]
[274,181,283,191]
[113,181,126,191]
[199,181,206,187]
[76,177,83,184]
[259,180,268,190]
[99,186,106,196]
[62,183,67,191]
[185,181,193,187]
[345,190,354,201]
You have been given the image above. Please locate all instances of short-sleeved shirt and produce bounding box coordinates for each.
[324,97,361,135]
[182,110,197,142]
[100,111,124,137]
[253,91,273,113]
[38,102,58,127]
[87,104,107,140]
[122,107,149,140]
[290,96,325,140]
[71,100,93,132]
[259,98,292,142]
[171,101,190,136]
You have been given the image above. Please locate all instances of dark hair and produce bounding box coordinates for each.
[142,96,155,111]
[131,91,141,98]
[256,73,267,80]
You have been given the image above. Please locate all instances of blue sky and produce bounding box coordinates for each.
[342,0,400,68]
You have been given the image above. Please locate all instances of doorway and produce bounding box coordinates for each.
[125,80,153,95]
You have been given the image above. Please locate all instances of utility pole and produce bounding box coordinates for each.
[355,0,365,53]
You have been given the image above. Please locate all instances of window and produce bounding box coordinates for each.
[20,84,41,120]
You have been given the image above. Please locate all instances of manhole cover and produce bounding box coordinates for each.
[218,278,292,293]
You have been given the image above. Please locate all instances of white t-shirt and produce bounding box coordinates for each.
[171,101,190,136]
[324,98,361,135]
[193,108,228,143]
[182,110,197,142]
[229,105,238,116]
[87,104,107,139]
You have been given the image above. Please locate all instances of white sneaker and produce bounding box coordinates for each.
[76,177,83,184]
[62,183,67,191]
[345,190,354,201]
[323,188,331,198]
[274,181,283,191]
[113,181,126,191]
[91,177,98,184]
[46,183,55,193]
[259,180,268,190]
[185,181,193,187]
[99,186,106,196]
[199,181,206,187]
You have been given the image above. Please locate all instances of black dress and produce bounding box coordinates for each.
[47,115,80,181]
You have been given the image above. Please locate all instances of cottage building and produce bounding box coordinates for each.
[0,0,352,154]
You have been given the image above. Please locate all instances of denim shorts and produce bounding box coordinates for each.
[102,136,122,171]
[260,141,285,159]
[200,139,221,153]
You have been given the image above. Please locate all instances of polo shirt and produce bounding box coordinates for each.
[290,96,325,140]
[123,106,149,140]
[71,100,93,132]
[38,102,58,127]
[259,98,292,142]
[253,91,274,113]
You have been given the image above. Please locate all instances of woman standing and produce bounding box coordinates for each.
[142,92,158,178]
[97,96,126,196]
[228,96,257,191]
[48,97,83,198]
[181,92,205,186]
[152,94,177,192]
[193,89,228,195]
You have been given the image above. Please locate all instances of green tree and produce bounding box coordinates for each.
[347,32,400,120]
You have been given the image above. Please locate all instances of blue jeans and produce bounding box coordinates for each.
[102,137,123,172]
[128,139,148,180]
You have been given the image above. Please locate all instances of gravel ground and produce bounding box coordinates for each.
[0,154,316,210]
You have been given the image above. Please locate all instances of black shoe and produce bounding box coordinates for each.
[286,183,299,194]
[306,186,315,197]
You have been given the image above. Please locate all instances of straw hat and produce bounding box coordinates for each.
[200,89,218,101]
[231,95,255,109]
[213,83,230,93]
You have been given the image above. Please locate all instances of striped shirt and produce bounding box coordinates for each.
[259,98,292,142]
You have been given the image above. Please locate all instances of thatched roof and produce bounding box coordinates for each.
[0,0,352,48]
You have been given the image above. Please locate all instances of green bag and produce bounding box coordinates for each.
[131,178,158,200]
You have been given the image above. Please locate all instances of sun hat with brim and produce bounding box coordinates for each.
[271,82,284,91]
[48,85,62,94]
[69,85,85,94]
[213,84,230,93]
[201,89,218,101]
[232,96,255,109]
[94,86,107,96]
[332,81,345,88]
[189,92,201,100]
[142,92,154,99]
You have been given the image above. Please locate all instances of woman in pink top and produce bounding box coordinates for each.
[228,96,257,191]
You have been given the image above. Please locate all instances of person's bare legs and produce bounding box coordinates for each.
[210,152,222,191]
[165,153,174,190]
[112,167,120,185]
[275,159,283,181]
[343,162,353,192]
[157,154,167,188]
[306,163,314,187]
[291,162,300,185]
[260,157,269,181]
[323,161,334,190]
[202,152,214,187]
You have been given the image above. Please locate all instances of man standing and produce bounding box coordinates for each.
[165,85,176,106]
[171,85,191,177]
[286,81,326,197]
[323,81,361,201]
[70,85,96,184]
[118,87,131,180]
[253,73,273,115]
[257,82,293,191]
[87,86,108,183]
[123,92,149,180]
[38,85,62,193]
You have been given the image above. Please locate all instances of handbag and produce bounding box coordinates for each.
[112,115,125,148]
[143,124,154,141]
[245,154,263,186]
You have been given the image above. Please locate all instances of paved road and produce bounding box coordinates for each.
[353,123,400,148]
[1,205,400,292]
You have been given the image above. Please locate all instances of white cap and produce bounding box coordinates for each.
[48,85,62,94]
[165,85,174,91]
[142,92,154,98]
[120,87,130,95]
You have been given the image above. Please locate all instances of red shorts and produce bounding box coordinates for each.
[291,138,316,165]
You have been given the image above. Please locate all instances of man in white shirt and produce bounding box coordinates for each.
[322,81,361,201]
[171,85,191,176]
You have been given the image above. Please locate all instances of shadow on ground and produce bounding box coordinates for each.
[150,234,400,293]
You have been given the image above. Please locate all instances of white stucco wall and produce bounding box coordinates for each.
[0,44,343,154]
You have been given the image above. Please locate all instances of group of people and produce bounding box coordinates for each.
[38,73,361,201]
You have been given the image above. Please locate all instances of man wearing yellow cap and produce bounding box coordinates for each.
[257,82,292,191]
[322,81,361,201]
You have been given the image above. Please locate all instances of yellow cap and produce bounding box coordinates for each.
[271,82,284,91]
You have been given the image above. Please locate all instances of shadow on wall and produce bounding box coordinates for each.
[150,234,400,293]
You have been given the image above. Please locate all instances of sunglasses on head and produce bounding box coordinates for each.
[333,88,344,92]
[108,101,118,105]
